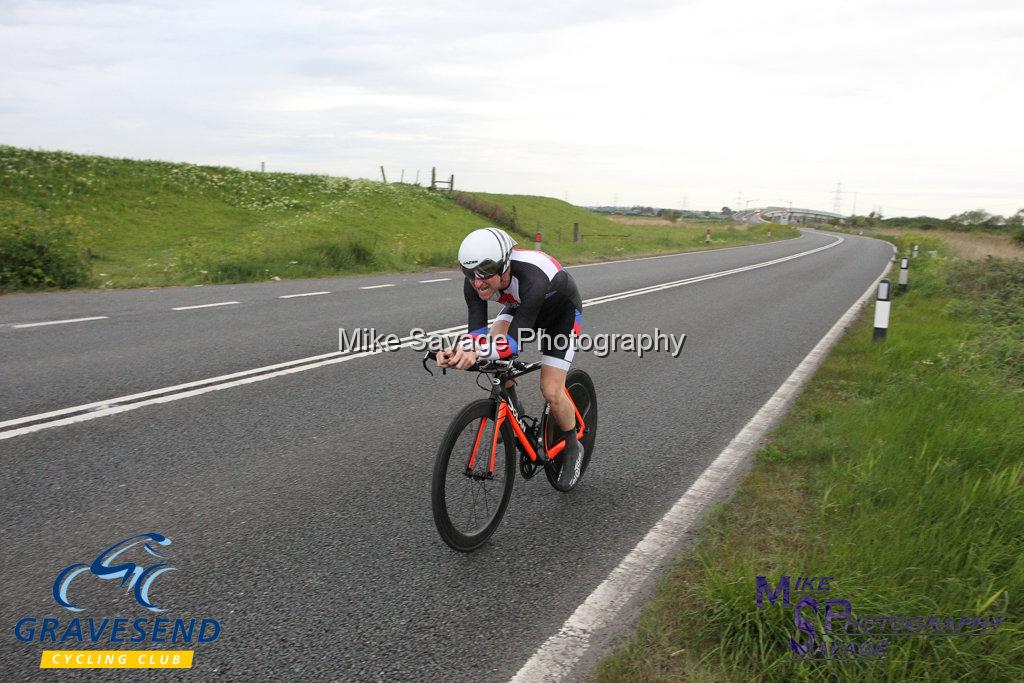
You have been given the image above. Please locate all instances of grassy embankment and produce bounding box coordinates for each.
[0,145,796,290]
[593,232,1024,681]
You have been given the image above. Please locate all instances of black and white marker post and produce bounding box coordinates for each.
[912,244,919,258]
[898,257,909,292]
[873,279,893,341]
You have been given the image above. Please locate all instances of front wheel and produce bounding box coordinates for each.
[542,369,598,491]
[431,399,516,552]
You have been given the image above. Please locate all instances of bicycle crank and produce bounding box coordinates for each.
[519,453,539,479]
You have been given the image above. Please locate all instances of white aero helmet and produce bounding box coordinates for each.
[458,227,517,279]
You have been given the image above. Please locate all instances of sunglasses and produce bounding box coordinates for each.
[461,259,504,280]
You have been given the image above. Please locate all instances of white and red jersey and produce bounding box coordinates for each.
[463,249,583,359]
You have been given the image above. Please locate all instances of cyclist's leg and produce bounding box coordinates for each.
[537,305,580,430]
[538,307,585,489]
[539,364,572,430]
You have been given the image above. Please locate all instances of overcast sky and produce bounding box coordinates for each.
[2,0,1021,217]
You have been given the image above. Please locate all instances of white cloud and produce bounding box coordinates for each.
[1,0,1021,216]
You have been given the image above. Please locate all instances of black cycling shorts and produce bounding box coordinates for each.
[498,304,582,371]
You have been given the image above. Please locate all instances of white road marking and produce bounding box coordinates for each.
[2,235,797,330]
[171,301,240,311]
[0,323,468,439]
[565,231,802,269]
[509,241,897,683]
[12,316,109,329]
[0,235,844,441]
[582,238,840,307]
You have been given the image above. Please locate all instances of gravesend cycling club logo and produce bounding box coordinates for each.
[53,532,175,613]
[12,532,222,670]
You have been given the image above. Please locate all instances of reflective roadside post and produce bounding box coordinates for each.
[874,279,892,341]
[899,258,909,292]
[534,231,542,251]
[705,228,712,244]
[912,244,919,258]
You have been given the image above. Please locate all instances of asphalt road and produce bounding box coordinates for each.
[0,230,893,680]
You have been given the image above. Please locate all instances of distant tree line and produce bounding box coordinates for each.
[849,208,1024,244]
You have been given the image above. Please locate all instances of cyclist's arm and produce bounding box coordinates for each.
[438,283,489,368]
[475,279,545,361]
[490,318,510,338]
[460,281,526,361]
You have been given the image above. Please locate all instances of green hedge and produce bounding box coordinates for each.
[0,201,92,290]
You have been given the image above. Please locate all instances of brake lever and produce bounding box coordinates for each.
[422,352,446,376]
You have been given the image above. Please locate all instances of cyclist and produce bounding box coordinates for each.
[437,227,585,490]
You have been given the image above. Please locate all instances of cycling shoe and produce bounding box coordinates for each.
[555,437,584,491]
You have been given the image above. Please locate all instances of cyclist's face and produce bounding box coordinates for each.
[469,272,501,298]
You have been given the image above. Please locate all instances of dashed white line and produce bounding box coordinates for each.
[279,291,331,299]
[359,284,395,290]
[12,316,110,329]
[419,278,452,283]
[171,301,240,311]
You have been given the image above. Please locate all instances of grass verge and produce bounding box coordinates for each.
[591,234,1024,681]
[0,145,797,291]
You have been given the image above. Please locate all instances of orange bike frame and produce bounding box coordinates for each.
[466,389,586,473]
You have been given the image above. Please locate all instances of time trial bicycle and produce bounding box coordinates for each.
[422,351,598,552]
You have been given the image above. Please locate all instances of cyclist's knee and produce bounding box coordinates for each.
[540,380,564,406]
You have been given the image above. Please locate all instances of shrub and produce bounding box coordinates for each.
[450,192,530,238]
[1013,227,1024,246]
[0,202,92,289]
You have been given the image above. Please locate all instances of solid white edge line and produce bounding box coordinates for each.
[419,278,452,283]
[279,291,331,298]
[0,234,841,439]
[171,301,240,311]
[12,316,109,329]
[359,284,395,290]
[509,241,897,683]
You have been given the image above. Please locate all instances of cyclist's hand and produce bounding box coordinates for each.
[436,349,456,368]
[441,346,478,370]
[454,348,479,369]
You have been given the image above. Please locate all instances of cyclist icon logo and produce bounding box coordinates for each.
[52,532,176,613]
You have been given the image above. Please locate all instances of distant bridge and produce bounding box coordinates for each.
[761,206,845,223]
